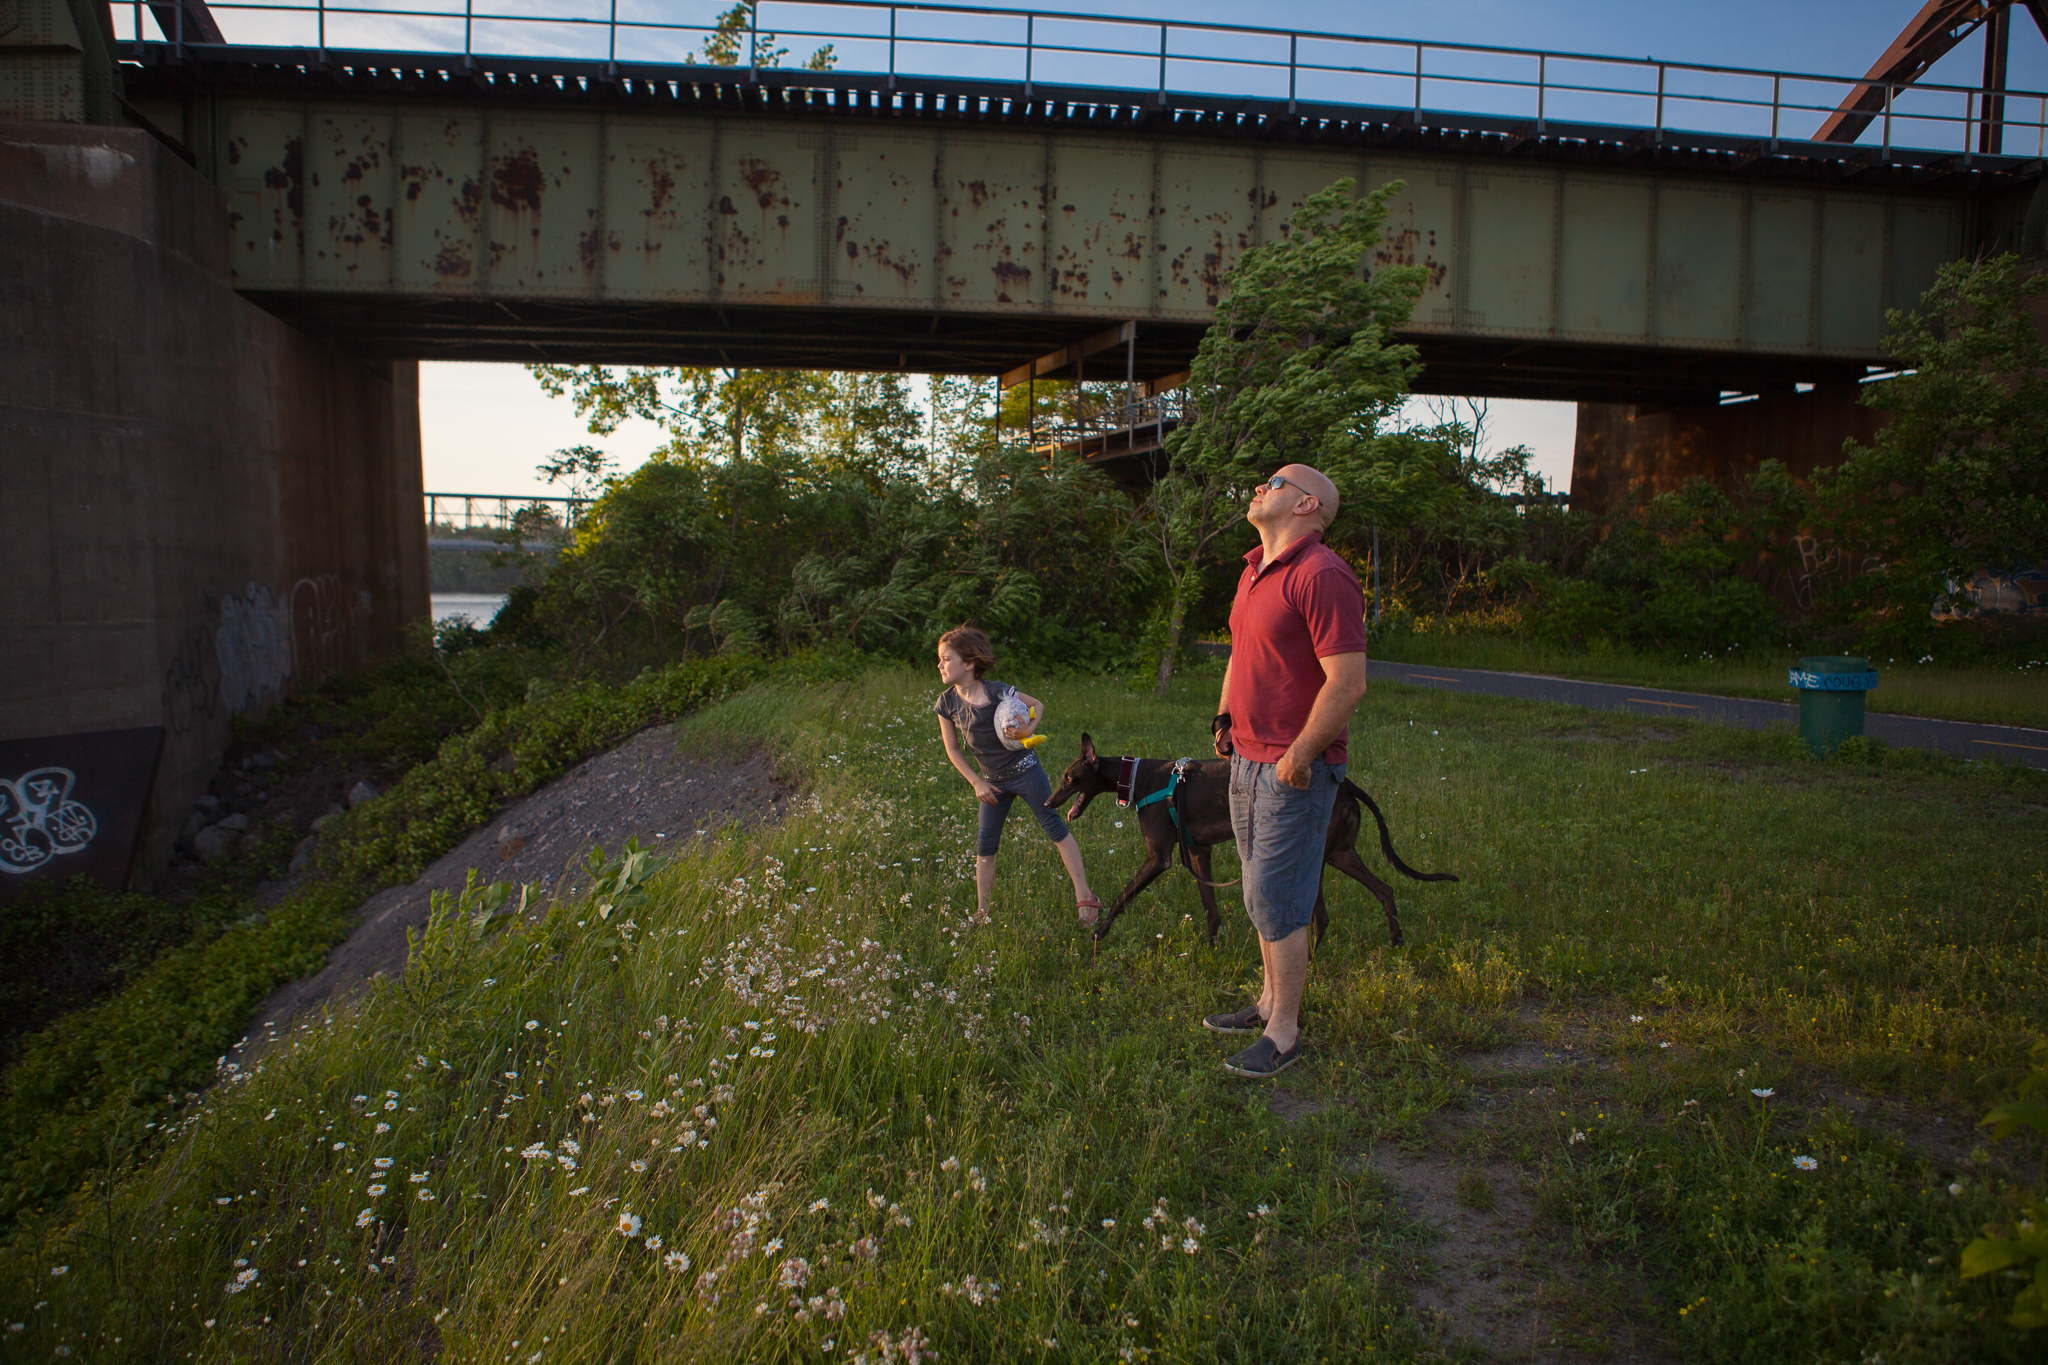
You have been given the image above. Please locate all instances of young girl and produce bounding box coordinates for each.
[933,625,1101,925]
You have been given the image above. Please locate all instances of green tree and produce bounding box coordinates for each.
[1151,178,1429,691]
[693,1,836,71]
[1815,253,2048,637]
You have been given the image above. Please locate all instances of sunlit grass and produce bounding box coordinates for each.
[3,665,2042,1362]
[1372,632,2048,728]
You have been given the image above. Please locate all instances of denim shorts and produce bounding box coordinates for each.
[1229,755,1344,942]
[977,757,1071,856]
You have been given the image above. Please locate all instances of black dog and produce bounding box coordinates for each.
[1046,734,1456,947]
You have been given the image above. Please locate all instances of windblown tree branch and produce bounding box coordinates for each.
[1150,178,1430,693]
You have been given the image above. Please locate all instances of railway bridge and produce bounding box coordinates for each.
[4,0,2043,888]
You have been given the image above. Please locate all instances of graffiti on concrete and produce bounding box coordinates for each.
[216,583,293,714]
[161,618,224,738]
[160,578,362,736]
[291,573,353,679]
[1966,566,2048,615]
[0,767,99,875]
[1790,536,1882,613]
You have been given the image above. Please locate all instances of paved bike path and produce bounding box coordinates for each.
[1366,660,2048,770]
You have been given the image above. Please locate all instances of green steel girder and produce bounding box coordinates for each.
[183,96,1968,398]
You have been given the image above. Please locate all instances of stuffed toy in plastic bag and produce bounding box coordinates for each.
[994,692,1047,750]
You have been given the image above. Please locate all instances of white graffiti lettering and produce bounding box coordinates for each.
[216,583,292,715]
[0,768,98,875]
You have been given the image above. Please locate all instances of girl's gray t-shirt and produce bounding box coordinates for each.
[933,681,1035,780]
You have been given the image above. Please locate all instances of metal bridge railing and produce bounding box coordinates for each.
[1029,390,1189,458]
[425,491,588,538]
[116,0,2048,164]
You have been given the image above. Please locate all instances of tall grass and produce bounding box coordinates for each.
[1371,633,2048,728]
[2,667,2041,1362]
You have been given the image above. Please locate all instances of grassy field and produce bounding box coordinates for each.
[3,666,2044,1363]
[1370,633,2048,729]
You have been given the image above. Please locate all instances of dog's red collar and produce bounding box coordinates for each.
[1114,756,1141,808]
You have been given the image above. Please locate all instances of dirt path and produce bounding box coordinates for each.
[229,725,792,1066]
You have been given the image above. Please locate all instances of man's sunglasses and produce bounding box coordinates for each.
[1262,474,1318,501]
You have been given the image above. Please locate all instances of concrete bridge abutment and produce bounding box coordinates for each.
[1,119,428,895]
[1568,385,1888,515]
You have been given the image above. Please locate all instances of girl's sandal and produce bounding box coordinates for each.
[1076,894,1103,927]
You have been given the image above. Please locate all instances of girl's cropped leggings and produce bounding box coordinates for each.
[977,759,1071,856]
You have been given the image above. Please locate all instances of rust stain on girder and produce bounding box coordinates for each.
[340,146,381,185]
[490,148,544,213]
[1375,208,1448,291]
[739,157,782,208]
[264,137,303,219]
[992,259,1031,303]
[646,159,675,214]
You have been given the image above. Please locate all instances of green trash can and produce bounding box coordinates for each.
[1788,656,1879,756]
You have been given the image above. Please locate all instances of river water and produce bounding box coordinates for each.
[431,593,509,626]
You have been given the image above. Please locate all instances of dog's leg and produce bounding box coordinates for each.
[1095,842,1174,941]
[1328,846,1403,947]
[1191,845,1222,945]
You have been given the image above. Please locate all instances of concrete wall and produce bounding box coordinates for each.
[0,119,427,892]
[1569,384,1888,515]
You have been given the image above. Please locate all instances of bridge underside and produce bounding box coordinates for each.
[242,295,1870,407]
[119,48,2021,407]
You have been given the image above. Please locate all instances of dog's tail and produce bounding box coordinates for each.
[1341,779,1459,883]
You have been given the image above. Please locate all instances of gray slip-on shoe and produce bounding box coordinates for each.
[1222,1036,1301,1079]
[1202,1005,1266,1035]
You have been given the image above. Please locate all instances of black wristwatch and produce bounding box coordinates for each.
[1211,713,1231,736]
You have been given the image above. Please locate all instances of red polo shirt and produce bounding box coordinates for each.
[1226,531,1369,764]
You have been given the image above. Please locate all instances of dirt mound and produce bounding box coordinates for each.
[229,725,792,1066]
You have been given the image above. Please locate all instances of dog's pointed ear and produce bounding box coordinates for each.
[1080,732,1097,763]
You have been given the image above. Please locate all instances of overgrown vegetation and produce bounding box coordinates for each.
[522,367,1155,673]
[1360,255,2048,671]
[0,651,837,1234]
[4,667,2040,1361]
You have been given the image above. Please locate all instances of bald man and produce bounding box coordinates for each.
[1206,463,1368,1079]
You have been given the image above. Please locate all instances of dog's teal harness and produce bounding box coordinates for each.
[1114,757,1241,888]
